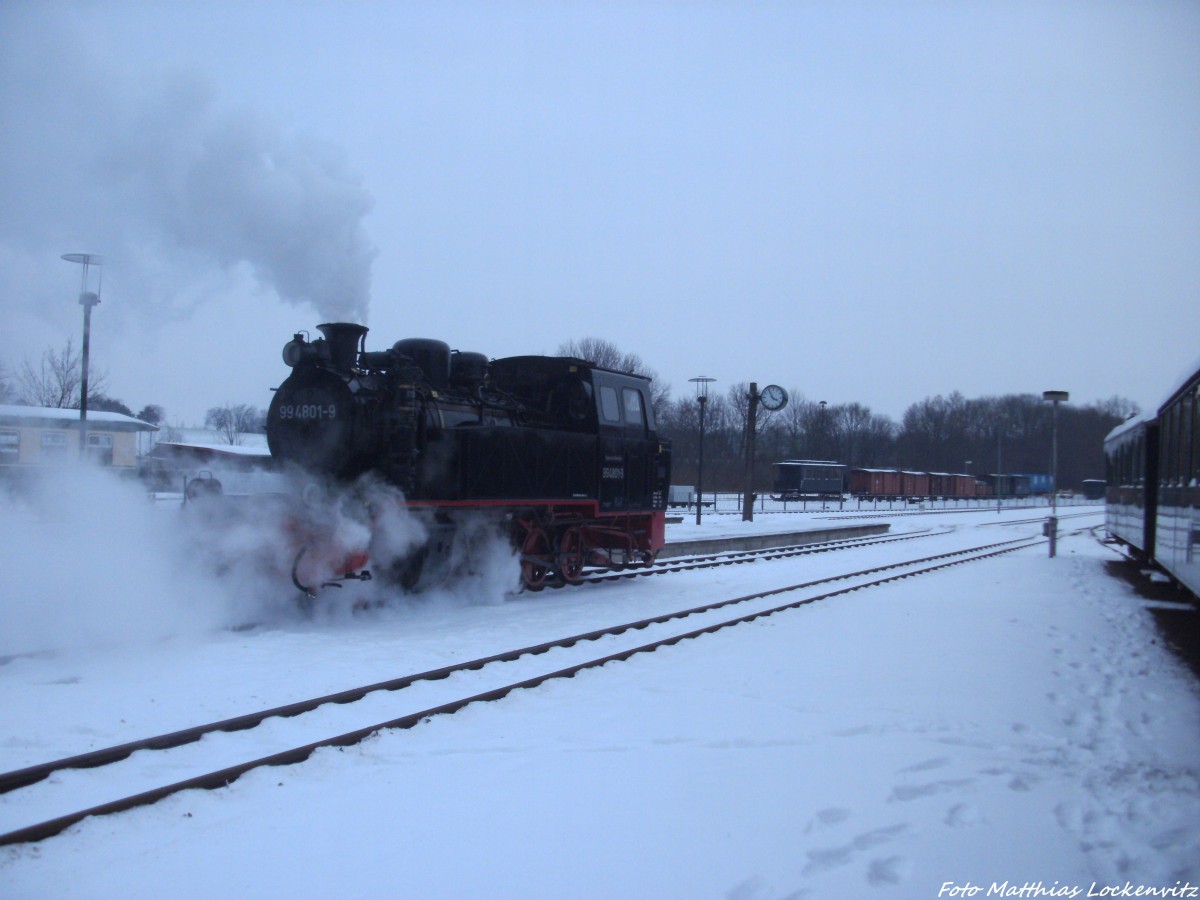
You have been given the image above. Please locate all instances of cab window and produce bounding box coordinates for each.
[599,386,621,424]
[622,387,646,438]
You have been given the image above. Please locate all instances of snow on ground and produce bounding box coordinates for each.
[1,475,1198,898]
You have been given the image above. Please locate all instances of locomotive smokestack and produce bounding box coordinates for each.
[317,322,368,371]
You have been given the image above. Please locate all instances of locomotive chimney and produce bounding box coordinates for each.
[317,322,368,371]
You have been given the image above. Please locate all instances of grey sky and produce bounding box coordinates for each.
[2,1,1196,426]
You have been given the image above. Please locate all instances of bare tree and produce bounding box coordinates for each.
[205,404,266,445]
[895,392,1129,487]
[16,338,108,409]
[557,337,671,418]
[0,361,13,403]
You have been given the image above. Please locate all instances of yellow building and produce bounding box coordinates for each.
[0,404,158,475]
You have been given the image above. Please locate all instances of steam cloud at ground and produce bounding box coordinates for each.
[0,469,241,655]
[0,466,523,656]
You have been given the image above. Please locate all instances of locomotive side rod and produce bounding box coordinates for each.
[0,536,1046,846]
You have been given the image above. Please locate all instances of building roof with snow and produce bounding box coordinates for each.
[0,404,158,432]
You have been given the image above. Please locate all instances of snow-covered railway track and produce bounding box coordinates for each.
[980,510,1102,528]
[816,508,1101,523]
[576,528,948,585]
[0,535,1046,847]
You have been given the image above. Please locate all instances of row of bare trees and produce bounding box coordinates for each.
[555,337,1132,493]
[5,334,1136,472]
[0,339,167,424]
[2,338,272,438]
[659,387,1132,492]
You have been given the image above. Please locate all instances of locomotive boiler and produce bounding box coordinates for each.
[267,323,671,592]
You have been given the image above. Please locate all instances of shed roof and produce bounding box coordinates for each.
[0,404,158,432]
[147,441,272,460]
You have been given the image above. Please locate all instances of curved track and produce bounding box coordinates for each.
[0,533,1048,847]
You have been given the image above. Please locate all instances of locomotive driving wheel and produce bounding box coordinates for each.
[519,524,553,591]
[557,525,585,585]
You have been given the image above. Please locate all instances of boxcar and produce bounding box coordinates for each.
[928,472,949,497]
[1019,473,1054,495]
[773,460,845,500]
[849,467,902,498]
[983,473,1031,498]
[949,474,977,498]
[901,470,930,498]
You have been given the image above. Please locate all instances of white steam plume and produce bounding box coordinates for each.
[0,13,376,330]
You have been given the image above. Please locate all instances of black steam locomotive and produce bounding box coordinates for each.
[267,322,671,592]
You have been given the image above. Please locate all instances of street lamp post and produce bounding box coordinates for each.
[1042,390,1069,557]
[818,400,828,461]
[996,429,1003,515]
[62,253,103,460]
[690,376,715,526]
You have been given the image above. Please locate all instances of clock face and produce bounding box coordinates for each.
[760,384,788,411]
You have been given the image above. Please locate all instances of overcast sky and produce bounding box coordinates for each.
[2,1,1196,426]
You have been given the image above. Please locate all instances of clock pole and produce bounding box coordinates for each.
[741,384,788,522]
[742,383,759,521]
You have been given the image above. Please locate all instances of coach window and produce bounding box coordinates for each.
[599,385,621,425]
[41,431,69,462]
[1168,406,1181,485]
[1182,389,1195,484]
[0,430,18,463]
[1192,389,1200,482]
[87,433,114,466]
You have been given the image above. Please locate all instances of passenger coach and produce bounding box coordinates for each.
[1105,358,1200,598]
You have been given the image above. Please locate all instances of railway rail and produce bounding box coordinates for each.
[814,508,1101,523]
[1,532,1052,847]
[574,528,949,584]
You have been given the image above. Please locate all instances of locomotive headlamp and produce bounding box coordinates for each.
[283,337,309,368]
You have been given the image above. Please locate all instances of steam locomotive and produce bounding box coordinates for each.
[266,323,671,593]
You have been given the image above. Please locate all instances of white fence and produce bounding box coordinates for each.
[671,491,1099,516]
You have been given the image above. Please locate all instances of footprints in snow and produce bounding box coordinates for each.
[798,753,1047,886]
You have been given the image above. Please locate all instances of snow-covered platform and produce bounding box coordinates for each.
[661,522,889,558]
